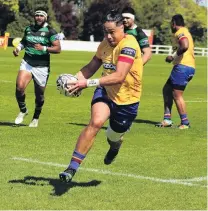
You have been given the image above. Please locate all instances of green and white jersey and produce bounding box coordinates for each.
[20,23,58,67]
[124,25,150,50]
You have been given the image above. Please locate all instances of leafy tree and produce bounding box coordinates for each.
[52,0,79,39]
[132,0,207,46]
[0,0,19,35]
[80,0,131,41]
[6,15,30,37]
[161,0,207,46]
[0,0,19,13]
[17,0,60,33]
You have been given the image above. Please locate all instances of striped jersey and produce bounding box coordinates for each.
[124,25,150,49]
[96,34,143,105]
[20,23,58,67]
[172,27,195,68]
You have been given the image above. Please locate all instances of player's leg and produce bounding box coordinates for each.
[29,66,49,127]
[59,87,111,182]
[15,60,32,124]
[29,81,46,127]
[172,65,195,129]
[155,79,173,127]
[172,88,190,128]
[104,102,139,165]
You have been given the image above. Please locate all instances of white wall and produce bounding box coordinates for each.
[60,40,100,52]
[60,40,208,56]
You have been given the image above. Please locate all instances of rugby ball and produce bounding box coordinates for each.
[56,74,81,97]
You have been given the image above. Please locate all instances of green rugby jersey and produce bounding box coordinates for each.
[20,23,58,67]
[124,26,150,49]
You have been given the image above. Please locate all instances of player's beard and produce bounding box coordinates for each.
[35,19,46,28]
[123,22,130,29]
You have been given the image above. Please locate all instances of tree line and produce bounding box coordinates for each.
[0,0,206,47]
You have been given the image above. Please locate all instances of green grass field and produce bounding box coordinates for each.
[0,48,207,210]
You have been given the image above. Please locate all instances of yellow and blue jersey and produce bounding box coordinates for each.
[95,34,143,105]
[172,27,195,68]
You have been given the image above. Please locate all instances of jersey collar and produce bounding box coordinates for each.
[43,23,48,27]
[132,24,137,29]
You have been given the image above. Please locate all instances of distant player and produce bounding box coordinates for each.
[13,8,61,127]
[122,6,152,65]
[59,10,143,183]
[155,14,195,129]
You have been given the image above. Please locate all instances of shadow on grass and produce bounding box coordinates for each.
[68,122,107,130]
[134,119,158,125]
[9,176,102,196]
[0,121,27,127]
[68,119,158,129]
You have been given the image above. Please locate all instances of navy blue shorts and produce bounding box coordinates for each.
[91,86,139,133]
[167,64,195,90]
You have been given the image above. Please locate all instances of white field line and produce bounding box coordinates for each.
[1,80,207,103]
[0,79,55,87]
[185,101,207,103]
[12,157,207,188]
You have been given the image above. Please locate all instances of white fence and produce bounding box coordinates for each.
[151,45,208,56]
[60,40,208,56]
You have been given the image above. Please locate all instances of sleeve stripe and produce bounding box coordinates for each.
[178,36,187,41]
[118,56,134,64]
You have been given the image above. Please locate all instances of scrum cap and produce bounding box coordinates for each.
[35,10,47,19]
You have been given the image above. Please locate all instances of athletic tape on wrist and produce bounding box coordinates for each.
[43,46,47,52]
[17,43,24,51]
[172,51,178,59]
[87,79,100,87]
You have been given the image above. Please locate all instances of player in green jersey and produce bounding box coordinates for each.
[122,7,152,65]
[13,9,61,127]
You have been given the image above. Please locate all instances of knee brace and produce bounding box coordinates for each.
[106,125,125,142]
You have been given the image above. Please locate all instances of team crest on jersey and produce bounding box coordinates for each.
[41,32,46,36]
[121,47,136,57]
[139,38,149,46]
[103,63,116,71]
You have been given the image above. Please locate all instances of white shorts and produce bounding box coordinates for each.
[19,59,49,87]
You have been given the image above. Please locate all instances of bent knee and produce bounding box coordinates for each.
[173,90,184,99]
[89,119,104,129]
[16,85,25,93]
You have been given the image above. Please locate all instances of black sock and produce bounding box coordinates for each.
[107,138,123,150]
[33,100,44,119]
[16,89,27,113]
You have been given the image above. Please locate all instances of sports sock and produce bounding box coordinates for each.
[69,150,86,170]
[164,113,171,120]
[33,100,44,119]
[107,138,122,150]
[16,89,27,113]
[180,114,189,125]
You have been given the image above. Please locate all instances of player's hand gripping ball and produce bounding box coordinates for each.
[56,74,81,97]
